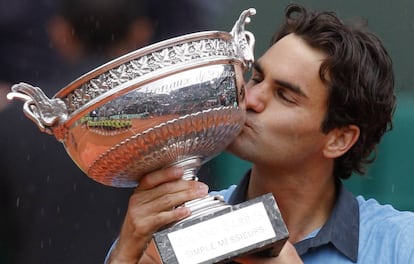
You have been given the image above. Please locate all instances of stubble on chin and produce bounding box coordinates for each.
[226,128,249,157]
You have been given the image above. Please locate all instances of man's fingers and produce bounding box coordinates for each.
[138,166,184,190]
[131,179,209,209]
[130,206,191,238]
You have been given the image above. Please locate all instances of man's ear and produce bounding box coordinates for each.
[323,125,360,158]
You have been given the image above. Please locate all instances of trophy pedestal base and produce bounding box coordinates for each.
[154,193,289,264]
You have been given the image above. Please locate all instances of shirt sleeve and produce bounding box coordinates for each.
[395,217,414,263]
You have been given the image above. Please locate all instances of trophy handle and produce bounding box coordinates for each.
[230,8,256,68]
[7,82,68,139]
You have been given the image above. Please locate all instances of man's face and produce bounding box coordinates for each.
[228,33,331,170]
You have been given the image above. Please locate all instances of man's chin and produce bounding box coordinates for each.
[225,138,245,157]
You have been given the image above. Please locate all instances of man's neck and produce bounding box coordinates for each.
[247,165,337,243]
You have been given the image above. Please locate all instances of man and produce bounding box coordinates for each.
[105,4,414,263]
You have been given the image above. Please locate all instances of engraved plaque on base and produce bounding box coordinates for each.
[154,193,289,264]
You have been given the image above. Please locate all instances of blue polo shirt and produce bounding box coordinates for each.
[211,171,414,263]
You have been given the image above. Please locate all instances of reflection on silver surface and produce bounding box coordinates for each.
[72,64,245,187]
[7,8,256,187]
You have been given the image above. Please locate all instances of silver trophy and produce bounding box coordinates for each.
[8,8,288,263]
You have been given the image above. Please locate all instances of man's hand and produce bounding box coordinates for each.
[234,241,303,264]
[107,166,209,263]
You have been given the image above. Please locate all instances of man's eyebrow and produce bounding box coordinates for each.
[274,79,308,98]
[253,61,308,98]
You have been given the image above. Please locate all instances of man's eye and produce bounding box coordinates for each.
[249,76,262,84]
[276,89,296,104]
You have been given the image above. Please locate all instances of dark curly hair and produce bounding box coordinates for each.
[272,4,396,179]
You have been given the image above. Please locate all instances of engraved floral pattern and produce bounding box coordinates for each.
[63,38,236,115]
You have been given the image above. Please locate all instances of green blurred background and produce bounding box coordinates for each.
[202,0,414,211]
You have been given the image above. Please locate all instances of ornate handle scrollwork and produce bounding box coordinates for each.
[230,8,256,69]
[7,82,68,140]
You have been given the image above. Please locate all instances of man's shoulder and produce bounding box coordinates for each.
[357,196,414,226]
[357,196,414,262]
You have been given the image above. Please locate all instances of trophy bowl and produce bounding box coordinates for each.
[8,8,256,188]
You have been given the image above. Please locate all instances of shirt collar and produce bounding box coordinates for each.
[227,170,359,262]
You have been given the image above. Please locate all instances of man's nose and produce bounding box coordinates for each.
[245,82,266,112]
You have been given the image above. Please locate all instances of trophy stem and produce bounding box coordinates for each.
[181,195,232,223]
[171,157,232,226]
[173,157,201,181]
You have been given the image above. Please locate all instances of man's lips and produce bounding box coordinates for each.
[243,119,254,131]
[243,114,262,134]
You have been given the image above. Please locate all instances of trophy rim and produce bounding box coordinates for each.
[53,30,233,99]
